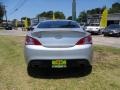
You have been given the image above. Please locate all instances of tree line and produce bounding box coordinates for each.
[37,11,65,19]
[77,2,120,23]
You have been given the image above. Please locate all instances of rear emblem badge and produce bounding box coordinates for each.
[55,35,62,39]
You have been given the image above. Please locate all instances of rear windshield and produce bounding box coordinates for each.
[37,21,80,28]
[107,24,120,29]
[90,24,99,26]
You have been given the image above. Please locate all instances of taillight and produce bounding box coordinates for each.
[25,36,41,45]
[76,35,92,45]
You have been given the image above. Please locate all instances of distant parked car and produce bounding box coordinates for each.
[85,24,103,35]
[103,24,120,37]
[5,25,12,30]
[24,20,93,72]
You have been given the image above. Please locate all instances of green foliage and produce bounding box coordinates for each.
[37,11,65,19]
[77,6,106,23]
[54,11,65,19]
[109,2,120,13]
[67,16,72,20]
[77,2,120,23]
[87,8,103,15]
[78,11,87,23]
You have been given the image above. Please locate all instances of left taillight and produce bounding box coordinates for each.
[76,35,92,45]
[25,36,42,45]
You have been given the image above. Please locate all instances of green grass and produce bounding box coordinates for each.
[0,36,120,90]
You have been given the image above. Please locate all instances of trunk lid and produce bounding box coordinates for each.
[31,28,86,48]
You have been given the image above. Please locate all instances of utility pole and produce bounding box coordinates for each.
[72,0,76,21]
[3,5,8,26]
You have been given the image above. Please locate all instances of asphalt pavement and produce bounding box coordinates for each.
[92,35,120,48]
[0,28,27,36]
[0,29,120,48]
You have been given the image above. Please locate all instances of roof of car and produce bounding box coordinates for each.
[108,24,120,26]
[40,20,76,23]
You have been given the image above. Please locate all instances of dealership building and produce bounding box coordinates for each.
[87,13,120,26]
[107,13,120,25]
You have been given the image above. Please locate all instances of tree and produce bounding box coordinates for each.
[37,11,53,19]
[0,3,5,24]
[109,2,120,13]
[77,2,120,23]
[54,11,65,19]
[37,11,65,19]
[45,11,53,19]
[77,11,87,23]
[67,16,72,20]
[77,7,106,23]
[38,12,46,17]
[87,8,102,15]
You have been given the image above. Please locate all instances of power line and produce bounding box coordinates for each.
[9,0,28,15]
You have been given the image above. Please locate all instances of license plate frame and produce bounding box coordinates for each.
[52,60,67,68]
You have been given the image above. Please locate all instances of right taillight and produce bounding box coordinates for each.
[25,36,42,45]
[76,35,92,45]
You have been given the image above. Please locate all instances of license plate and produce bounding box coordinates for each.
[52,60,67,68]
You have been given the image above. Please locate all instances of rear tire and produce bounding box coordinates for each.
[27,64,36,76]
[79,64,92,75]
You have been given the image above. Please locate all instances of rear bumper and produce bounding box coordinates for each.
[24,45,93,64]
[104,32,120,37]
[28,59,91,68]
[87,30,100,34]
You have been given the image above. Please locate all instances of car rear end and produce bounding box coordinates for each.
[104,30,120,37]
[24,20,93,69]
[85,24,102,34]
[104,24,120,37]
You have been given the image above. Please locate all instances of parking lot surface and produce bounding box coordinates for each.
[92,35,120,48]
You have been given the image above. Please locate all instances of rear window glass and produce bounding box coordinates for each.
[37,21,80,28]
[90,24,99,26]
[107,24,120,29]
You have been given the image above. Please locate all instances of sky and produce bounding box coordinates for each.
[0,0,119,20]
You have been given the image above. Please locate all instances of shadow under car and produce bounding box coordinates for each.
[27,66,92,79]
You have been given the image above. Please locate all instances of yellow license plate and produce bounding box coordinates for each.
[52,60,67,68]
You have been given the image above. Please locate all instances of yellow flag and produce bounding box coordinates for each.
[53,12,55,20]
[100,8,108,28]
[24,18,28,28]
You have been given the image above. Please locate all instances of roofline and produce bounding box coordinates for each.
[40,19,76,22]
